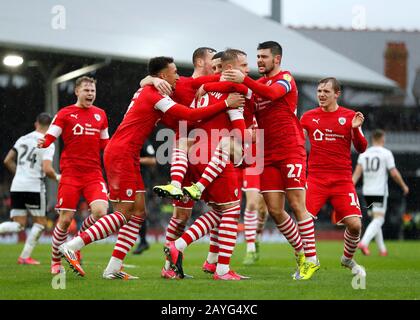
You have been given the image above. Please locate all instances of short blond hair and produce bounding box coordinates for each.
[75,76,96,88]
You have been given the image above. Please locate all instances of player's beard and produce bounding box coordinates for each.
[259,60,275,76]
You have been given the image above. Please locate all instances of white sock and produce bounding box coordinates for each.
[206,252,218,264]
[247,242,256,253]
[174,238,187,252]
[361,216,384,247]
[164,259,171,270]
[171,181,182,189]
[216,263,229,275]
[196,182,205,193]
[66,236,85,251]
[0,221,23,234]
[375,229,387,252]
[306,256,318,264]
[20,223,44,259]
[105,256,123,273]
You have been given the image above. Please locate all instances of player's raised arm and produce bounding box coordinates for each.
[38,112,65,148]
[159,93,245,122]
[223,69,290,101]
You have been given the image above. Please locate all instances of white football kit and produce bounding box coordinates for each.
[357,146,395,214]
[10,131,55,217]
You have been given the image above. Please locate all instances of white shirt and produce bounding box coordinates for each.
[11,131,55,192]
[357,146,395,196]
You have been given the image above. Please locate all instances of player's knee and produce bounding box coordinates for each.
[58,216,73,229]
[288,200,305,216]
[347,221,362,235]
[91,204,108,219]
[132,210,146,219]
[246,202,258,212]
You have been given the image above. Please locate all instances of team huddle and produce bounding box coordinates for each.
[1,41,409,281]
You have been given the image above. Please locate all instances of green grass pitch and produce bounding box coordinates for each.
[0,241,419,300]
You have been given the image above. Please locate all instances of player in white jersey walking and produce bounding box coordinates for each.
[1,113,60,264]
[353,129,409,256]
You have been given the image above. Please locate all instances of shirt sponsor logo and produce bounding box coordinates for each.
[313,129,324,141]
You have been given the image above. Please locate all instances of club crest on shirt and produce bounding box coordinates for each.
[126,189,133,197]
[338,117,346,125]
[94,114,101,121]
[234,188,239,197]
[59,198,63,206]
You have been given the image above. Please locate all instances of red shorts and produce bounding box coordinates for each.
[242,168,260,192]
[306,174,362,225]
[104,151,145,202]
[189,162,241,205]
[260,158,306,193]
[56,173,108,211]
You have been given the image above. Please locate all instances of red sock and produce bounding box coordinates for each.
[298,217,317,257]
[170,148,188,187]
[112,215,144,260]
[80,212,126,245]
[217,205,241,265]
[276,215,303,253]
[197,146,229,189]
[51,225,68,264]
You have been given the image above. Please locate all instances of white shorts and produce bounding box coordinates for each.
[10,191,46,217]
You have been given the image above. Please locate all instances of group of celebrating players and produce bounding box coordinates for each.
[3,40,391,281]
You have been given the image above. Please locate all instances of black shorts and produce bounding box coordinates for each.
[364,195,387,214]
[11,192,41,210]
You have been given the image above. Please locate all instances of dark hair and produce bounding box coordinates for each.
[257,41,282,56]
[318,77,341,93]
[36,112,52,127]
[192,47,216,66]
[221,48,247,64]
[75,76,96,88]
[371,129,385,142]
[212,51,224,60]
[148,56,174,76]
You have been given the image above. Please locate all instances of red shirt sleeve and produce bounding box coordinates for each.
[165,102,226,122]
[352,127,368,153]
[190,74,221,89]
[243,76,289,101]
[203,81,249,96]
[152,89,228,122]
[42,134,57,148]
